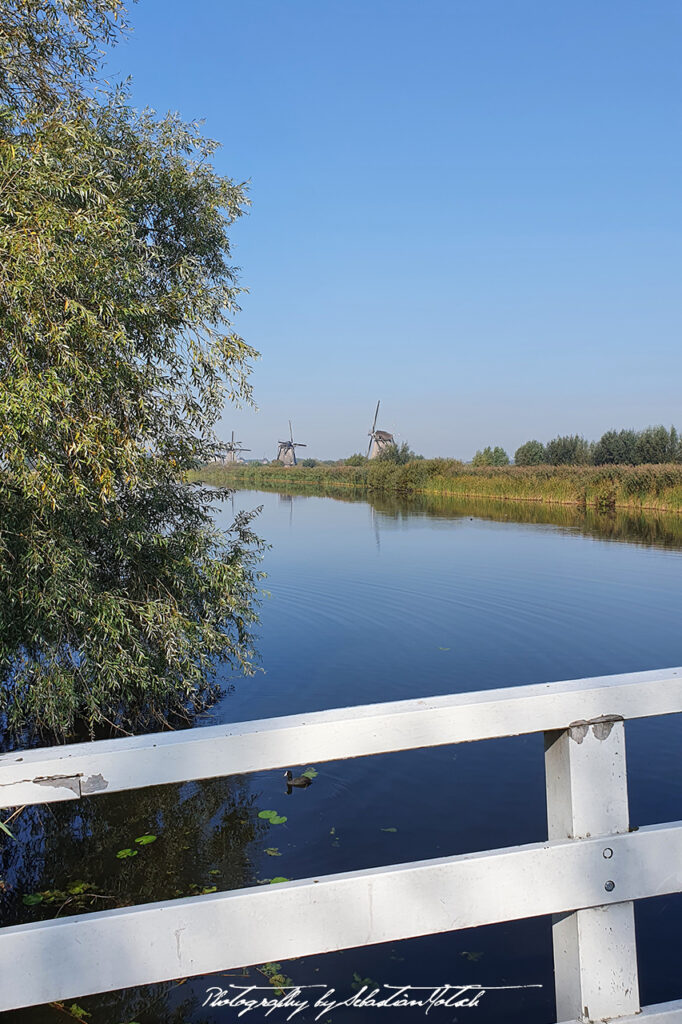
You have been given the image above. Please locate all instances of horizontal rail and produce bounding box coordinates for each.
[1,821,680,1011]
[559,1002,682,1024]
[1,666,680,808]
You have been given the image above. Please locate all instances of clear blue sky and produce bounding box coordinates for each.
[111,1,682,461]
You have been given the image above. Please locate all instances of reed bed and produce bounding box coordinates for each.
[193,460,682,513]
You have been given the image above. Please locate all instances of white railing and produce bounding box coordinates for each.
[0,666,681,1021]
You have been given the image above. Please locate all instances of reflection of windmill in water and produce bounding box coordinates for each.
[276,421,306,466]
[279,492,295,528]
[223,431,250,464]
[370,505,381,553]
[367,400,394,459]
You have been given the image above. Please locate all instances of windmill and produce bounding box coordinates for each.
[276,421,306,466]
[223,430,250,464]
[366,401,394,459]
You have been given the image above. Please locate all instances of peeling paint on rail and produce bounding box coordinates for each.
[567,714,624,743]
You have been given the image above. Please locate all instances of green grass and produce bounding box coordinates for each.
[192,460,682,513]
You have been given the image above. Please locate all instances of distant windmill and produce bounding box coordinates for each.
[223,430,250,464]
[276,421,306,466]
[366,401,394,459]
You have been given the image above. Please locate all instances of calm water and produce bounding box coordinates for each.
[3,490,682,1024]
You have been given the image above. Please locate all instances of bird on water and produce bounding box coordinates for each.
[284,770,312,789]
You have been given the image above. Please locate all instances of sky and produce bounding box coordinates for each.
[109,1,682,461]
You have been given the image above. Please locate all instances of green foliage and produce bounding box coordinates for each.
[345,453,368,466]
[64,1006,90,1021]
[257,810,287,824]
[0,4,262,738]
[592,429,639,465]
[472,446,509,466]
[635,425,680,464]
[352,971,380,992]
[195,458,682,513]
[376,441,419,465]
[23,880,101,908]
[0,819,15,839]
[259,962,294,996]
[545,435,592,465]
[514,440,546,466]
[0,0,127,114]
[516,426,682,467]
[300,458,318,468]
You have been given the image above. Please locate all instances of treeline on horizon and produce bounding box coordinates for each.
[195,424,682,512]
[510,424,682,467]
[231,424,682,471]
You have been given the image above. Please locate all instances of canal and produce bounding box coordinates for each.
[3,489,681,1023]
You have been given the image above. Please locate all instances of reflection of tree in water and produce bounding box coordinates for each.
[1,775,266,1023]
[8,982,224,1024]
[240,479,682,550]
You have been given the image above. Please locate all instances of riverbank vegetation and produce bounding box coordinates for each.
[196,460,682,513]
[1,0,261,740]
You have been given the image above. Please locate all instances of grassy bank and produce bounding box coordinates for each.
[193,460,682,512]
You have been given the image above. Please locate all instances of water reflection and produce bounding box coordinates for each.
[241,481,682,550]
[1,776,264,1022]
[2,486,681,1023]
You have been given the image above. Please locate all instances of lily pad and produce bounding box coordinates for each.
[269,877,290,884]
[258,809,287,824]
[265,847,281,856]
[352,972,380,992]
[301,767,318,779]
[22,893,43,906]
[67,880,89,895]
[66,1006,90,1020]
[116,848,138,859]
[134,834,157,845]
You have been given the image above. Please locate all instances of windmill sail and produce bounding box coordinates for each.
[223,430,251,463]
[276,421,307,466]
[367,400,394,459]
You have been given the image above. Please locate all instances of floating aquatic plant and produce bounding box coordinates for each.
[258,810,287,825]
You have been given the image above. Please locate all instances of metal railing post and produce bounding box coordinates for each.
[544,718,640,1022]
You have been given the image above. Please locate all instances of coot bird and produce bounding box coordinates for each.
[284,770,312,788]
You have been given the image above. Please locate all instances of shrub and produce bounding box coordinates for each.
[376,442,419,465]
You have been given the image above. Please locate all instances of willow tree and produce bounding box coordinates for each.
[0,1,261,738]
